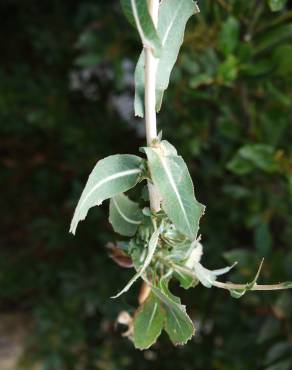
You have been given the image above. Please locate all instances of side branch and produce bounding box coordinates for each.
[174,264,292,292]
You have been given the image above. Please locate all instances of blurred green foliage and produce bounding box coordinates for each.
[0,0,291,369]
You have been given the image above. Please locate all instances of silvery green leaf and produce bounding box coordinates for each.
[160,140,178,156]
[155,0,199,108]
[133,292,164,350]
[144,142,205,239]
[121,0,161,57]
[134,0,199,116]
[152,284,195,345]
[109,193,143,237]
[111,228,160,298]
[134,52,145,117]
[70,155,143,234]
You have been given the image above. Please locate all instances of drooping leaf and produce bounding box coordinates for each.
[152,284,195,345]
[144,141,205,239]
[120,0,161,57]
[70,155,143,234]
[111,228,160,298]
[109,193,143,237]
[135,0,199,117]
[133,292,164,350]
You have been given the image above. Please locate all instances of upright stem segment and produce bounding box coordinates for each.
[145,0,161,212]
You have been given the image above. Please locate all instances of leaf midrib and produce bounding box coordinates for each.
[113,197,141,225]
[79,168,141,209]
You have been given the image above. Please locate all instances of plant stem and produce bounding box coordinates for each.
[174,264,292,292]
[145,0,161,212]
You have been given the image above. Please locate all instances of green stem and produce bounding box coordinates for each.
[171,263,292,292]
[145,0,161,212]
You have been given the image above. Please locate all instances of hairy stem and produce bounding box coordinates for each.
[145,0,161,212]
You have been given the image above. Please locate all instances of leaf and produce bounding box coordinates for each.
[120,0,161,57]
[144,141,205,239]
[70,155,143,234]
[218,16,240,56]
[109,193,143,237]
[111,228,160,298]
[227,144,278,175]
[268,0,287,12]
[133,292,164,350]
[229,259,264,299]
[174,270,198,289]
[152,284,195,345]
[134,0,199,117]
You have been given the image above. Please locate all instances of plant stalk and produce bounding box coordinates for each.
[173,264,292,292]
[145,0,161,212]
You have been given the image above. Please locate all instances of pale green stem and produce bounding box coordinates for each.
[173,264,292,292]
[145,0,161,212]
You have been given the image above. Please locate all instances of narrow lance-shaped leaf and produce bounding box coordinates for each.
[70,155,143,234]
[144,141,205,239]
[111,228,160,298]
[133,292,164,350]
[135,0,199,117]
[109,193,143,237]
[121,0,161,57]
[152,284,195,345]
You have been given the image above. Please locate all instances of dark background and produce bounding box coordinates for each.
[0,0,292,369]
